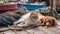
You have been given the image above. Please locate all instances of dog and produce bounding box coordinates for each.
[36,16,57,27]
[44,16,57,27]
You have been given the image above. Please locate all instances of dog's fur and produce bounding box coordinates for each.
[44,16,57,27]
[14,12,57,27]
[37,16,57,27]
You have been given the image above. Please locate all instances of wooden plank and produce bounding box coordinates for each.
[56,25,60,29]
[47,27,60,34]
[0,32,4,34]
[48,19,60,32]
[25,27,47,34]
[3,30,16,34]
[47,20,60,34]
[38,26,59,34]
[56,20,60,26]
[56,20,60,29]
[14,31,29,34]
[43,19,60,34]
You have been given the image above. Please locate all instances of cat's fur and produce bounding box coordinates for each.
[13,12,41,27]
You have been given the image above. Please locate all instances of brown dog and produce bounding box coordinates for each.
[44,16,57,27]
[36,16,57,27]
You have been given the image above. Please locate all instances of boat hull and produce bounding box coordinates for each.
[17,3,46,10]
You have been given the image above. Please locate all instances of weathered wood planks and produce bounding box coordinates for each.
[0,19,60,34]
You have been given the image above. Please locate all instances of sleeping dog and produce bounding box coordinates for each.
[36,15,57,27]
[13,12,57,28]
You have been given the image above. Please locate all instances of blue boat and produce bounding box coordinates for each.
[17,3,46,10]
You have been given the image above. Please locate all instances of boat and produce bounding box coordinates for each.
[17,2,46,10]
[0,3,17,10]
[0,3,18,14]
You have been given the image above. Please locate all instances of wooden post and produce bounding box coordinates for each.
[50,0,60,18]
[50,0,55,17]
[50,0,53,10]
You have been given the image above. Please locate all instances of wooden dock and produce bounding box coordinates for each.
[0,19,60,34]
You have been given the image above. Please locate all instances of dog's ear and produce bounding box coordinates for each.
[37,17,46,26]
[29,12,38,22]
[52,18,57,26]
[45,16,57,26]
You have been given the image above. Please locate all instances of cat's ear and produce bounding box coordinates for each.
[29,12,38,22]
[30,12,38,16]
